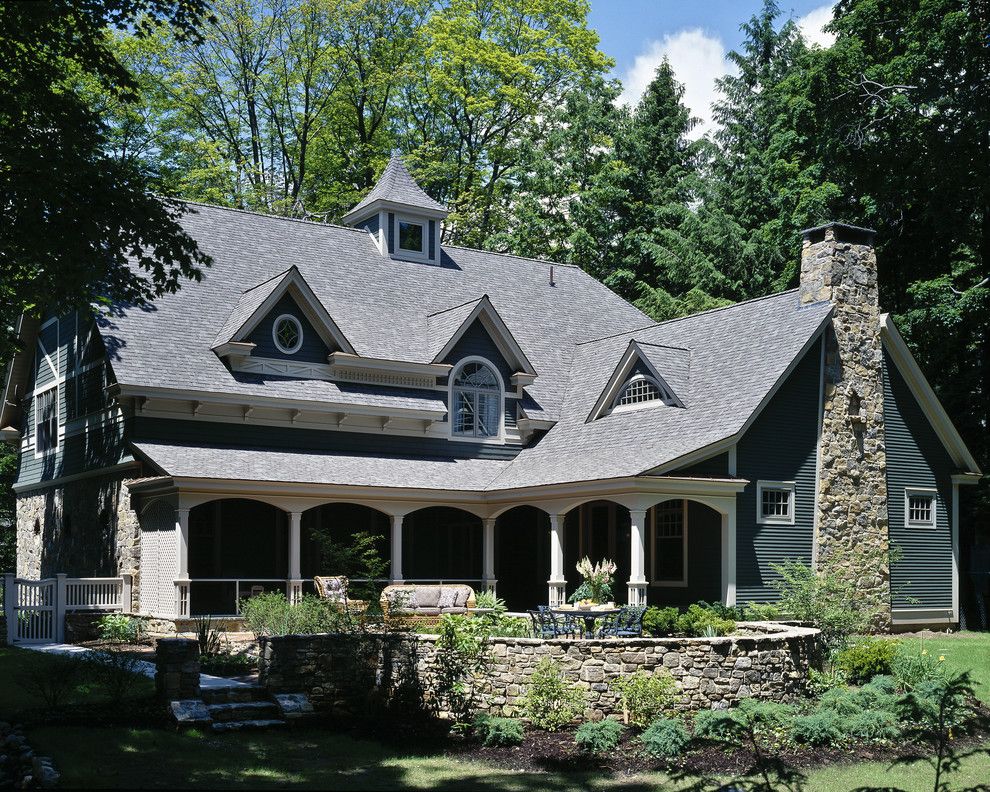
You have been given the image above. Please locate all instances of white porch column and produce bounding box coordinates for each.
[174,507,190,618]
[482,517,497,594]
[627,509,648,606]
[548,513,566,606]
[720,508,737,606]
[951,481,960,623]
[390,513,405,584]
[288,511,303,604]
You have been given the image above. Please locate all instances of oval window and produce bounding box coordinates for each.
[272,314,303,354]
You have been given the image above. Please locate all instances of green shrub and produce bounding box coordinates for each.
[472,714,524,746]
[693,600,744,620]
[485,615,532,638]
[892,648,949,691]
[643,606,680,637]
[676,604,735,637]
[94,646,144,703]
[819,687,864,716]
[737,698,796,732]
[905,678,969,729]
[521,658,585,731]
[97,613,141,643]
[852,682,900,715]
[791,710,844,746]
[200,651,257,676]
[610,669,679,727]
[835,637,900,684]
[473,590,505,613]
[640,717,690,758]
[693,708,746,742]
[742,601,783,621]
[862,674,898,694]
[18,652,88,711]
[807,666,848,698]
[239,592,350,638]
[843,709,900,741]
[432,615,491,723]
[575,718,625,755]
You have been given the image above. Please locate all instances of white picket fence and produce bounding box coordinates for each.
[2,573,131,644]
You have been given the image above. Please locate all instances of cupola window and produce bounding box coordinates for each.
[398,219,425,254]
[272,314,303,355]
[451,360,501,438]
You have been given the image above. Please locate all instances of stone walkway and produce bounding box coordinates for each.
[20,642,253,689]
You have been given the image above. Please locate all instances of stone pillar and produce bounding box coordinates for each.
[548,513,565,606]
[288,511,303,604]
[627,509,648,606]
[390,514,404,583]
[155,637,200,700]
[800,222,890,626]
[482,517,496,594]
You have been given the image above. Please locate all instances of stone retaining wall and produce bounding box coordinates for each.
[260,622,822,718]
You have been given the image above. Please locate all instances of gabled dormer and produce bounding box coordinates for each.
[212,266,354,376]
[341,154,448,264]
[587,339,688,422]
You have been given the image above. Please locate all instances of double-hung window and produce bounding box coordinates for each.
[757,481,795,525]
[451,361,501,438]
[35,387,58,454]
[652,500,687,585]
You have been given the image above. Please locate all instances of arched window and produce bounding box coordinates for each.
[451,360,501,438]
[612,374,671,410]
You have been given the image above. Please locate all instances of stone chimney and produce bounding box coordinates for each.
[800,223,890,627]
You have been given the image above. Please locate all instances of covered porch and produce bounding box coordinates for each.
[127,475,746,619]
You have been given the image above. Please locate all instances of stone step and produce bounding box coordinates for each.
[272,692,315,721]
[201,685,268,705]
[207,701,280,723]
[211,718,286,733]
[170,699,212,727]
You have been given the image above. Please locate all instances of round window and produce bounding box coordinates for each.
[272,314,303,354]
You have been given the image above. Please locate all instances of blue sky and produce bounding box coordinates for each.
[588,1,836,136]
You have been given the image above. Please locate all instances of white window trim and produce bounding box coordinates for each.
[393,214,430,263]
[756,480,796,526]
[448,355,504,443]
[650,499,688,587]
[34,383,59,458]
[904,486,938,529]
[608,374,673,416]
[272,313,304,355]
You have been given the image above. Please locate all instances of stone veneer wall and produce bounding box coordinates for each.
[15,474,141,611]
[259,623,822,719]
[799,223,891,627]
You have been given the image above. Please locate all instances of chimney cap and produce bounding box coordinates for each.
[801,222,876,246]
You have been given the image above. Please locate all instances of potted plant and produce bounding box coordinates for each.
[571,557,617,608]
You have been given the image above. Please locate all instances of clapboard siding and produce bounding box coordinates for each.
[441,317,518,430]
[669,453,729,478]
[735,337,821,603]
[131,416,523,461]
[883,349,954,610]
[245,293,332,363]
[651,501,723,608]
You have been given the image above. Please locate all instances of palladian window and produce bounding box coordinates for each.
[452,361,501,438]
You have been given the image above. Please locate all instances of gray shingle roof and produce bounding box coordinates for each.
[213,268,290,347]
[637,342,691,403]
[133,441,510,491]
[427,297,483,361]
[342,155,448,222]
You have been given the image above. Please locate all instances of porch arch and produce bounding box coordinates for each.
[299,502,391,596]
[401,506,483,586]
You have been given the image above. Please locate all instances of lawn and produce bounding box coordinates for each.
[895,631,990,702]
[4,640,990,791]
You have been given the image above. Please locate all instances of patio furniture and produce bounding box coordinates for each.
[548,605,623,637]
[529,605,583,639]
[314,575,368,613]
[596,605,647,638]
[379,583,476,628]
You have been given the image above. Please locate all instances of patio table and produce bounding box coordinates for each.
[548,606,623,637]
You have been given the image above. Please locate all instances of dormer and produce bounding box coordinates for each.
[341,154,448,264]
[587,339,689,422]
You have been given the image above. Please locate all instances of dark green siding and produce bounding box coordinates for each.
[735,337,821,603]
[650,501,722,608]
[441,317,518,429]
[245,294,331,362]
[669,453,729,478]
[883,349,955,610]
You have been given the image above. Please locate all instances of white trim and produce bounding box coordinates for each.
[33,384,59,458]
[891,607,955,625]
[587,340,684,423]
[271,313,304,355]
[449,356,505,442]
[393,214,430,263]
[727,445,737,477]
[756,480,796,525]
[650,499,688,587]
[610,374,674,415]
[429,296,537,376]
[904,486,937,529]
[213,341,256,360]
[880,315,981,474]
[951,480,959,622]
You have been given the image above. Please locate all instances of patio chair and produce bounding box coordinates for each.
[596,605,646,638]
[529,605,582,639]
[314,576,370,615]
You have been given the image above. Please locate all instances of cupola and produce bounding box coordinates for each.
[342,154,448,264]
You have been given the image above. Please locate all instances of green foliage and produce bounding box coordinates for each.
[642,606,680,637]
[473,593,531,638]
[842,709,900,741]
[639,717,690,758]
[310,530,388,602]
[742,602,783,621]
[0,446,16,573]
[737,698,797,733]
[199,651,256,676]
[239,593,351,638]
[807,666,848,698]
[18,652,89,711]
[521,658,585,732]
[431,614,491,724]
[675,604,735,638]
[473,591,504,613]
[94,646,144,704]
[836,637,900,684]
[609,669,679,728]
[574,718,625,755]
[791,709,844,746]
[472,714,524,747]
[692,708,746,742]
[819,687,866,717]
[195,615,224,656]
[97,614,142,644]
[892,647,950,691]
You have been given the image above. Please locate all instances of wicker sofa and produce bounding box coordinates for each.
[379,584,476,627]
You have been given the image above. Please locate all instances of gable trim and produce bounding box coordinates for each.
[1,314,39,434]
[880,314,981,474]
[587,340,685,423]
[430,295,537,376]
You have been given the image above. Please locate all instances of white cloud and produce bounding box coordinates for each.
[617,29,729,140]
[797,4,837,48]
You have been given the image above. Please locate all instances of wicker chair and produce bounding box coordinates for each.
[313,575,368,613]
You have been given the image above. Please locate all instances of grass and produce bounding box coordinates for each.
[894,631,990,702]
[4,641,990,790]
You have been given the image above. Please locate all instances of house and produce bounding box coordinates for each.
[2,156,981,628]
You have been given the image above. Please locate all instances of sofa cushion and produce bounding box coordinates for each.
[396,607,441,616]
[415,586,441,608]
[452,586,470,607]
[437,588,458,609]
[385,587,416,609]
[440,607,467,614]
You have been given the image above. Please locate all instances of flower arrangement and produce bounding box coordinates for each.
[572,557,617,605]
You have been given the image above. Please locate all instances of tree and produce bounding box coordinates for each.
[0,0,212,350]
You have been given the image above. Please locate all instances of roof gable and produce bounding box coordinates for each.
[587,339,687,421]
[428,295,537,377]
[342,154,448,224]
